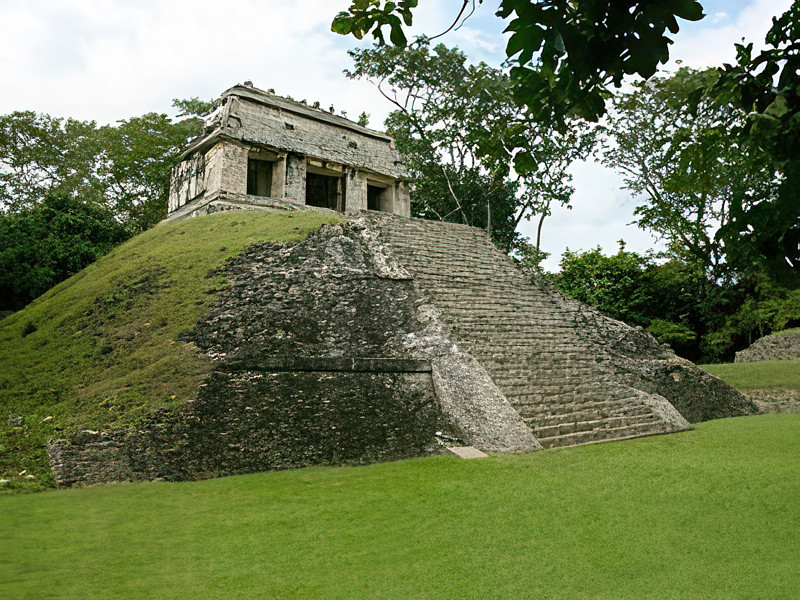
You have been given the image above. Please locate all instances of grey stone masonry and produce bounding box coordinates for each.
[46,211,756,487]
[366,212,755,447]
[735,329,800,362]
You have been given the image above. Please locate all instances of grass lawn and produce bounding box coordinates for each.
[2,414,798,599]
[701,360,800,390]
[0,211,340,492]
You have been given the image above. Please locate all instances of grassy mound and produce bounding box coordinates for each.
[701,360,800,390]
[1,414,798,599]
[0,211,340,492]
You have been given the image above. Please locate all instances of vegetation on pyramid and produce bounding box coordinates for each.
[0,211,340,492]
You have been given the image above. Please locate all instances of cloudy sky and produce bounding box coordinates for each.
[0,0,791,269]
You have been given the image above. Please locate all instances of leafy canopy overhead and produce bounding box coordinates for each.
[600,68,778,278]
[707,3,800,277]
[333,0,705,122]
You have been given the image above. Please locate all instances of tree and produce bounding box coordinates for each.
[0,192,130,310]
[553,241,799,362]
[0,106,203,307]
[0,109,202,232]
[347,40,591,252]
[599,68,777,278]
[172,96,215,118]
[332,0,705,124]
[707,2,800,280]
[0,112,101,211]
[556,242,650,325]
[96,113,202,230]
[553,244,723,361]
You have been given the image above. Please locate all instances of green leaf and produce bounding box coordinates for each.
[389,22,407,46]
[764,94,790,119]
[672,0,705,22]
[331,12,354,35]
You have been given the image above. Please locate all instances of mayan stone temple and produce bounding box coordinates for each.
[167,82,411,219]
[47,83,756,487]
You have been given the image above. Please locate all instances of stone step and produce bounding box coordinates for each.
[530,413,662,438]
[519,403,654,425]
[535,421,671,449]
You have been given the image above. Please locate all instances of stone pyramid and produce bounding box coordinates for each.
[49,212,756,486]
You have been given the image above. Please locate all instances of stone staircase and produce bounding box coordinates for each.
[367,212,688,449]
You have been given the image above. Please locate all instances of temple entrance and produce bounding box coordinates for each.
[306,172,344,211]
[367,181,393,212]
[367,185,382,211]
[247,158,273,196]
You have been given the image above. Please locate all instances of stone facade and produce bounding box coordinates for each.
[48,214,755,487]
[167,83,411,219]
[735,329,800,362]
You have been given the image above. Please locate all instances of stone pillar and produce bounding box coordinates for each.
[203,144,224,196]
[203,141,247,197]
[284,154,306,203]
[346,170,368,213]
[220,143,248,194]
[395,182,411,217]
[378,185,395,214]
[271,155,286,198]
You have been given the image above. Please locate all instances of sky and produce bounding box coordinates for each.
[0,0,792,270]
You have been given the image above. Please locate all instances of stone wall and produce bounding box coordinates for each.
[168,153,204,213]
[735,330,800,362]
[221,93,406,180]
[49,369,444,487]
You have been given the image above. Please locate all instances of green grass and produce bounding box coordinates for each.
[701,359,800,390]
[0,211,340,492]
[1,414,798,599]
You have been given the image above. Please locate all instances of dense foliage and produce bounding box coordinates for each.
[601,68,777,278]
[0,193,131,311]
[554,245,799,363]
[707,4,800,280]
[0,110,202,232]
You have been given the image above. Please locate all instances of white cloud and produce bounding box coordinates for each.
[519,160,665,272]
[0,0,505,126]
